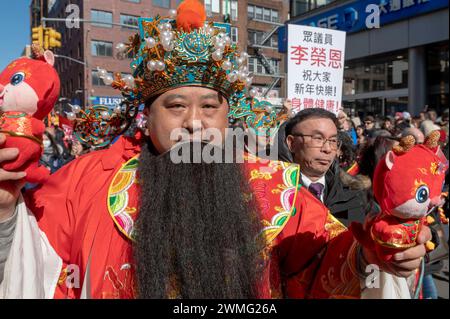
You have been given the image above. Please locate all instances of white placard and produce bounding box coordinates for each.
[287,24,346,115]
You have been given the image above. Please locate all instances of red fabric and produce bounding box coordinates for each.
[24,135,360,299]
[58,115,74,129]
[439,129,447,143]
[0,56,60,183]
[25,135,142,298]
[0,57,60,120]
[346,162,360,176]
[373,145,446,213]
[361,144,448,260]
[0,112,49,183]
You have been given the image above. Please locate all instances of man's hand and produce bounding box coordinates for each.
[362,226,431,278]
[0,133,26,222]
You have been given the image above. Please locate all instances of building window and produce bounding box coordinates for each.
[248,29,278,48]
[263,8,271,22]
[120,14,139,29]
[248,5,279,23]
[249,57,279,75]
[91,40,113,57]
[271,10,279,23]
[91,10,113,28]
[92,69,113,86]
[270,59,280,74]
[248,58,255,73]
[257,59,264,74]
[231,27,238,43]
[292,0,336,16]
[255,6,263,20]
[271,33,278,48]
[247,5,254,19]
[205,0,220,17]
[152,0,170,8]
[222,0,238,21]
[426,42,449,113]
[248,30,254,44]
[248,30,261,45]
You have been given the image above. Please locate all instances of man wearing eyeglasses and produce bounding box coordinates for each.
[285,108,368,226]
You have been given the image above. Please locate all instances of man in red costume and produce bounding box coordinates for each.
[0,0,430,299]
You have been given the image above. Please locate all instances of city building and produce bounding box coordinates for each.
[30,0,50,28]
[290,0,337,16]
[35,0,289,112]
[285,0,449,117]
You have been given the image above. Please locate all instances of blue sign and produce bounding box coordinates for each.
[90,96,124,108]
[71,98,82,106]
[279,0,449,52]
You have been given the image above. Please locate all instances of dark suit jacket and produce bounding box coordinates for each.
[301,162,370,227]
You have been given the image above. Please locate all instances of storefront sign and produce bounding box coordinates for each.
[280,0,449,52]
[90,96,124,108]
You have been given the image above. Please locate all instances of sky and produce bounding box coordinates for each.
[0,0,30,70]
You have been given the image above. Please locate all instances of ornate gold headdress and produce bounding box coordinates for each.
[79,0,287,147]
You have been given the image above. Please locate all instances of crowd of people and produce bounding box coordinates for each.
[37,120,92,175]
[265,104,449,299]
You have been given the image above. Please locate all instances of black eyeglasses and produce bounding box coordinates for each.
[291,133,341,150]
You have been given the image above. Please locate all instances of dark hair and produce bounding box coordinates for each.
[144,96,158,109]
[364,115,375,122]
[358,135,399,180]
[337,131,356,169]
[43,131,61,156]
[285,108,338,136]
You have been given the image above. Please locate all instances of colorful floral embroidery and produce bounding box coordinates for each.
[258,161,300,245]
[107,156,139,241]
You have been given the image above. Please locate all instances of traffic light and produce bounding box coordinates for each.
[44,27,62,50]
[31,26,44,47]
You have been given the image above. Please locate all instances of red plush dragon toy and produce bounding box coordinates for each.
[352,131,448,261]
[0,44,60,183]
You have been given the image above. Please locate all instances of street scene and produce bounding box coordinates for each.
[0,0,448,303]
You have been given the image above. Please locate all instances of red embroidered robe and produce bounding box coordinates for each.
[24,134,361,299]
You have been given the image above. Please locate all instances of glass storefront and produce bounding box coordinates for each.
[343,50,409,118]
[291,0,337,16]
[426,41,449,114]
[343,43,449,118]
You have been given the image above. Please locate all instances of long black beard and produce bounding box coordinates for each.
[134,141,262,299]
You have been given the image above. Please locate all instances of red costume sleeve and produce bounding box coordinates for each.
[280,188,361,299]
[245,156,361,299]
[24,157,84,297]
